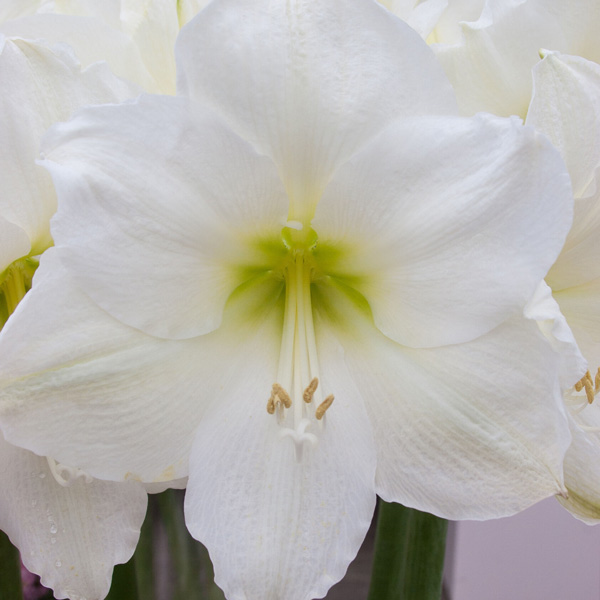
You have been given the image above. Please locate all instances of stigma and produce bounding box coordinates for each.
[47,457,93,487]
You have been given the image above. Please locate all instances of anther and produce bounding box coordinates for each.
[273,384,292,408]
[315,394,334,420]
[267,383,292,414]
[303,377,319,403]
[575,370,597,404]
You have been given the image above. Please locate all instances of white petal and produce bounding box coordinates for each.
[0,217,30,275]
[547,184,600,291]
[176,0,456,220]
[312,280,571,520]
[120,0,180,94]
[559,411,600,524]
[0,432,147,600]
[378,0,448,39]
[43,94,288,340]
[0,13,157,91]
[524,280,588,391]
[433,1,567,117]
[0,36,139,258]
[527,52,600,200]
[426,0,485,44]
[0,249,284,483]
[177,0,211,26]
[184,353,376,600]
[0,1,44,22]
[554,277,600,371]
[314,113,573,347]
[144,478,187,494]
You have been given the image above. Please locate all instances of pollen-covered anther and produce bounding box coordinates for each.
[315,394,334,420]
[303,377,319,403]
[575,369,600,404]
[267,383,292,414]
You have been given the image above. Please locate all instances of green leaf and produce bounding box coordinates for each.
[367,500,448,600]
[0,530,23,600]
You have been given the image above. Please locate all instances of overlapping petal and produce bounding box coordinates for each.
[524,281,587,390]
[185,331,376,600]
[313,113,572,348]
[0,250,284,483]
[0,35,139,272]
[43,95,288,339]
[312,280,571,519]
[377,0,447,39]
[433,0,567,117]
[0,432,147,600]
[527,52,600,199]
[176,0,457,222]
[0,13,157,91]
[0,219,30,277]
[559,412,600,523]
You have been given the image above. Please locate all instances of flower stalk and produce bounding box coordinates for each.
[0,530,23,600]
[368,501,448,600]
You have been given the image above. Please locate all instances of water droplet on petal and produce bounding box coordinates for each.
[55,560,62,568]
[38,473,46,479]
[50,525,57,534]
[51,537,57,544]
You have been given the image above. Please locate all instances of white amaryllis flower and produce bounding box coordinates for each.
[0,0,210,94]
[392,0,600,523]
[524,51,600,522]
[0,0,575,598]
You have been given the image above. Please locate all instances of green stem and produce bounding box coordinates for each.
[157,490,224,600]
[105,557,138,600]
[0,530,23,600]
[367,501,448,600]
[133,502,156,600]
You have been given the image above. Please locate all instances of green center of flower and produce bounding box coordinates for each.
[266,223,335,461]
[0,257,37,328]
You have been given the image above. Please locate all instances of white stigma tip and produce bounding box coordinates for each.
[46,457,93,487]
[285,220,304,231]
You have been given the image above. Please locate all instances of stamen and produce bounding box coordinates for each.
[315,394,334,420]
[46,457,93,487]
[303,377,319,403]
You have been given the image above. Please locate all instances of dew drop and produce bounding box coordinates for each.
[29,550,35,557]
[51,537,57,544]
[55,560,62,568]
[50,525,58,534]
[38,473,46,479]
